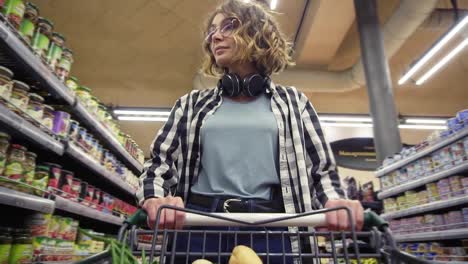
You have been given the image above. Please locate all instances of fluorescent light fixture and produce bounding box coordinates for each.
[319,116,372,123]
[321,122,373,128]
[416,38,468,85]
[398,15,468,85]
[114,109,171,116]
[405,118,447,124]
[398,124,447,130]
[118,116,168,122]
[270,0,278,10]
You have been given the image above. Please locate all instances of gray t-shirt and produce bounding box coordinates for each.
[191,94,280,200]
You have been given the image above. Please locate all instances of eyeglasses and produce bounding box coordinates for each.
[205,18,240,43]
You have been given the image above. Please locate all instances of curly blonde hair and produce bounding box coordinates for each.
[201,0,295,77]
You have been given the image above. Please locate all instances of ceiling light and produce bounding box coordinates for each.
[416,38,468,85]
[405,118,447,124]
[398,124,447,130]
[319,116,372,123]
[117,116,168,122]
[398,15,468,85]
[270,0,278,10]
[321,122,373,128]
[114,109,171,116]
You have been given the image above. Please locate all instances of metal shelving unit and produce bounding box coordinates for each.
[395,228,468,242]
[378,161,468,199]
[382,195,468,220]
[376,128,468,177]
[0,186,55,213]
[65,143,135,195]
[0,18,75,105]
[0,104,64,155]
[74,102,143,174]
[54,195,123,226]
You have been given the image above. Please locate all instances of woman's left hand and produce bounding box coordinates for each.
[324,199,364,231]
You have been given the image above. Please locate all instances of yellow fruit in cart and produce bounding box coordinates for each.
[229,245,262,264]
[192,259,214,264]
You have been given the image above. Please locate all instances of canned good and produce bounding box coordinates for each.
[79,181,88,205]
[75,86,91,106]
[26,93,44,122]
[0,66,13,101]
[46,32,65,69]
[18,2,38,44]
[77,127,87,148]
[9,80,30,112]
[84,184,94,204]
[65,76,78,94]
[31,17,53,60]
[426,182,440,202]
[2,0,25,29]
[450,141,465,164]
[0,132,11,175]
[55,48,73,81]
[9,228,32,264]
[68,119,79,142]
[25,213,51,237]
[71,178,81,202]
[58,170,73,198]
[438,147,453,170]
[0,227,12,263]
[32,165,49,196]
[4,144,26,180]
[52,111,70,138]
[41,105,54,131]
[84,133,93,153]
[449,176,464,197]
[42,162,61,192]
[93,188,102,210]
[47,215,60,238]
[23,151,36,185]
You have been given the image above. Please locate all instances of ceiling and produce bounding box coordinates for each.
[32,0,468,157]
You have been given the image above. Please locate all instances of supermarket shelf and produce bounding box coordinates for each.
[394,228,468,242]
[382,195,468,220]
[65,143,135,196]
[54,195,123,225]
[0,186,54,213]
[378,161,468,199]
[73,102,143,174]
[0,104,64,155]
[376,128,468,177]
[0,17,75,105]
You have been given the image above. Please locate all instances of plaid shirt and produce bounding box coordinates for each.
[136,81,346,254]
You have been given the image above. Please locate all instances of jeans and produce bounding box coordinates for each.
[164,202,293,264]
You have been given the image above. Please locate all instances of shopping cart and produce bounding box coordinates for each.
[76,206,435,264]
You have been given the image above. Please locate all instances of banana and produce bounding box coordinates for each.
[229,245,263,264]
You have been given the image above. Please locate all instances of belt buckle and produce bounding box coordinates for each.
[223,198,241,213]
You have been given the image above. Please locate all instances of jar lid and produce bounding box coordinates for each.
[72,178,81,183]
[43,105,55,111]
[68,76,79,83]
[70,119,79,125]
[28,93,44,102]
[37,17,54,28]
[52,32,66,42]
[62,47,73,54]
[36,165,50,171]
[61,169,74,175]
[0,132,11,140]
[25,151,37,158]
[0,66,13,79]
[42,162,62,168]
[25,2,39,12]
[77,86,91,93]
[10,144,26,151]
[13,80,30,91]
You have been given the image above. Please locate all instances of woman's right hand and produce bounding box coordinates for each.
[142,196,186,230]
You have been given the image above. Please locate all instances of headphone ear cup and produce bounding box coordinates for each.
[243,74,267,97]
[221,73,241,97]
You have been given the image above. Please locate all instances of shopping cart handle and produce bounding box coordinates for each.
[126,208,387,230]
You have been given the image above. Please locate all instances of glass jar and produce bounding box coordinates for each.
[9,80,30,112]
[68,119,79,142]
[23,151,36,184]
[26,93,44,122]
[32,165,49,196]
[2,0,25,29]
[84,133,93,154]
[75,86,91,106]
[41,105,54,131]
[4,144,26,181]
[55,47,73,81]
[52,111,70,138]
[0,227,12,264]
[97,104,108,122]
[18,2,38,44]
[31,17,53,60]
[0,66,13,101]
[0,132,11,175]
[46,32,65,69]
[77,127,87,148]
[8,228,32,264]
[88,96,99,116]
[65,76,78,94]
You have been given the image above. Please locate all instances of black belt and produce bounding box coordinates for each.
[188,193,285,213]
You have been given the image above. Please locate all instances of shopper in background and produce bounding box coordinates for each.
[137,0,363,262]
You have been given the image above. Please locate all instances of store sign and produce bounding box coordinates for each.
[330,137,378,171]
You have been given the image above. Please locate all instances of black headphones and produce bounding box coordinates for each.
[217,73,270,97]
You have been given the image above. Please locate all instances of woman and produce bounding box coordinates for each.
[137,0,363,262]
